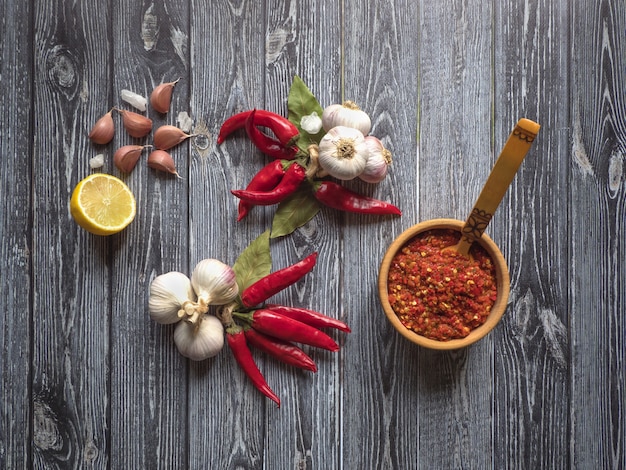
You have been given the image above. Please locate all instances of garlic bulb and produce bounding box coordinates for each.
[318,126,368,180]
[149,271,197,324]
[174,315,224,360]
[322,101,371,135]
[191,259,239,306]
[359,136,393,183]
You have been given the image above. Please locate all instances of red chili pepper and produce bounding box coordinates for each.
[217,109,300,146]
[265,304,351,333]
[248,309,339,352]
[244,328,317,372]
[241,252,318,307]
[245,110,298,160]
[312,181,402,216]
[226,328,280,407]
[237,160,287,221]
[231,162,306,206]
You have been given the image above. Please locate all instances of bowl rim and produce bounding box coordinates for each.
[378,218,510,350]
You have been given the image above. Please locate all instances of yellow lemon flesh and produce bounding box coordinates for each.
[70,173,136,235]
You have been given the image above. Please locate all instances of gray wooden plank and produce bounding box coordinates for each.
[107,1,190,468]
[30,1,112,468]
[0,0,34,468]
[262,1,343,468]
[493,0,571,467]
[570,1,626,468]
[413,0,494,467]
[341,0,423,468]
[187,1,269,468]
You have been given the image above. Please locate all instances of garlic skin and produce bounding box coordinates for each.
[300,112,323,134]
[359,136,393,183]
[322,101,371,135]
[317,126,368,180]
[191,259,239,306]
[149,271,197,324]
[174,315,224,361]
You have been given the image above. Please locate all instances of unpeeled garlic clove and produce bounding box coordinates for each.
[147,149,181,178]
[117,109,153,138]
[114,144,150,173]
[88,109,115,144]
[150,78,180,114]
[153,125,196,150]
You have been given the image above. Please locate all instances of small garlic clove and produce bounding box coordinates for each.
[89,154,105,169]
[120,89,148,112]
[150,78,180,114]
[300,112,323,134]
[174,314,225,361]
[317,126,369,180]
[149,271,197,324]
[117,109,153,138]
[153,125,196,150]
[114,144,150,173]
[359,136,393,183]
[191,259,239,306]
[147,150,181,178]
[88,109,115,145]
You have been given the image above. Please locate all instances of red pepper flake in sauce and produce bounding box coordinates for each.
[387,229,498,341]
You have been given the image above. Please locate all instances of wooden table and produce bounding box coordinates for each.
[2,0,624,468]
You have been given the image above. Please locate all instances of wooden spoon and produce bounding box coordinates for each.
[450,118,541,256]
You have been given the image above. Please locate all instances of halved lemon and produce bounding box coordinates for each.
[70,173,136,235]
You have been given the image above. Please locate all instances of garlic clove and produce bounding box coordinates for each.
[191,259,239,307]
[88,109,115,145]
[149,271,197,324]
[150,78,180,114]
[174,314,225,361]
[147,150,181,178]
[321,101,372,135]
[114,144,150,174]
[153,125,196,150]
[117,109,153,138]
[300,112,323,135]
[120,89,148,112]
[317,126,369,180]
[359,136,393,183]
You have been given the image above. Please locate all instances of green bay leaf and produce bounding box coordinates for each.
[271,186,321,238]
[287,76,326,153]
[232,230,272,293]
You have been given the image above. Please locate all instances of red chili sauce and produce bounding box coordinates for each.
[387,229,497,341]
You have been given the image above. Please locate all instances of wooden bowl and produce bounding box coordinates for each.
[378,218,510,350]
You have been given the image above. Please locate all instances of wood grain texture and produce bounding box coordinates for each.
[493,0,572,468]
[570,1,626,468]
[1,0,624,468]
[0,0,34,468]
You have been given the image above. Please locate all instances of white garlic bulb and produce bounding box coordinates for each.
[174,315,224,360]
[191,259,239,306]
[149,271,197,324]
[318,126,369,180]
[359,136,393,183]
[322,101,371,135]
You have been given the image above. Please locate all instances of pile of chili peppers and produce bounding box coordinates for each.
[218,109,402,221]
[221,251,350,407]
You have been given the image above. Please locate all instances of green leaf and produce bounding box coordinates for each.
[287,76,326,153]
[232,230,272,293]
[270,185,321,238]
